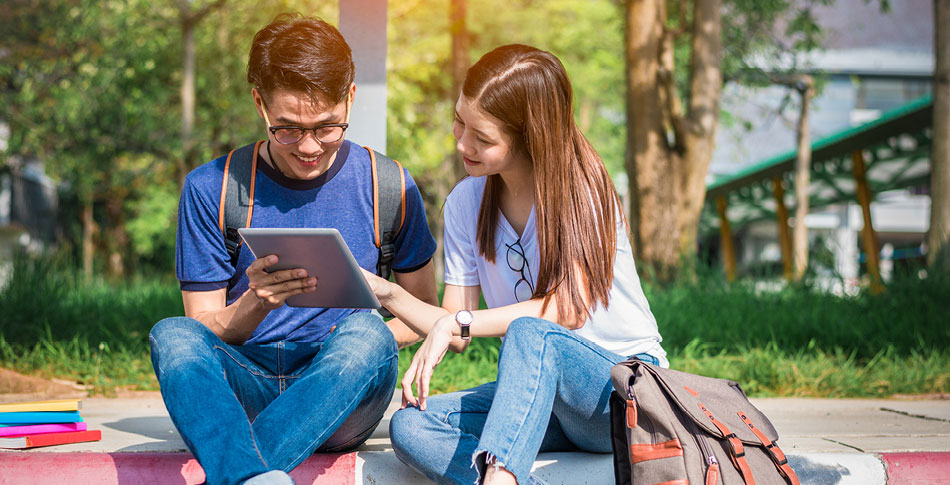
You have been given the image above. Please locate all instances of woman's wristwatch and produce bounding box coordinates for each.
[455,310,473,340]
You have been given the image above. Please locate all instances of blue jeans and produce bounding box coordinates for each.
[149,312,398,485]
[389,317,662,485]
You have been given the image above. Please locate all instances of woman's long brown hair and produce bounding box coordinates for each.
[464,44,624,324]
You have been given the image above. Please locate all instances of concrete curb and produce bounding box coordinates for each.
[790,453,887,484]
[2,451,949,484]
[881,452,950,485]
[2,395,947,483]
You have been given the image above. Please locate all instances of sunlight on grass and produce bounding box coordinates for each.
[1,254,947,397]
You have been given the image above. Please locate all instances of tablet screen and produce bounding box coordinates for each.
[238,228,381,309]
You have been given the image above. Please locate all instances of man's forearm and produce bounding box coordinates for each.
[191,290,270,344]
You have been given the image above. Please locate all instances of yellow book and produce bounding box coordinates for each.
[0,399,82,413]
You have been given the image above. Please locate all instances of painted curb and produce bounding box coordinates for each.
[881,452,950,485]
[0,452,355,485]
[1,451,948,484]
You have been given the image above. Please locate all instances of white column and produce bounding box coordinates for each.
[0,172,10,226]
[339,0,388,152]
[880,243,894,282]
[834,203,859,291]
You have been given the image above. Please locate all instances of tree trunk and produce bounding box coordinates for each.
[625,0,679,278]
[677,0,722,264]
[625,0,722,280]
[104,196,128,279]
[449,0,469,185]
[579,96,593,133]
[792,77,813,281]
[82,197,95,283]
[430,0,470,282]
[930,0,950,270]
[176,0,227,186]
[180,18,196,187]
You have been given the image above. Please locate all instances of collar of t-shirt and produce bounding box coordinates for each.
[257,140,352,190]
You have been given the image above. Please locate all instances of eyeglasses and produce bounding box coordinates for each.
[261,103,349,145]
[506,238,535,302]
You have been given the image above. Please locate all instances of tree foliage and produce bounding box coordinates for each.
[1,0,893,281]
[1,1,334,275]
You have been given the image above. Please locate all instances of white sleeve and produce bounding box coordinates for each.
[443,187,481,287]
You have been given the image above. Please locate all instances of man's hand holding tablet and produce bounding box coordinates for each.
[239,228,382,309]
[244,253,318,310]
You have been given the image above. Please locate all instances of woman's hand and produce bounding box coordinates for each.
[401,313,458,410]
[246,255,317,310]
[360,268,394,304]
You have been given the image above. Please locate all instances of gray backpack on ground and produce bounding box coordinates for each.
[609,359,800,485]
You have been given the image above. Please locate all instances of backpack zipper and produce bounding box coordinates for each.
[682,407,719,468]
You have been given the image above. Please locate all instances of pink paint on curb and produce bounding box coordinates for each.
[291,453,356,485]
[0,452,357,485]
[881,452,950,485]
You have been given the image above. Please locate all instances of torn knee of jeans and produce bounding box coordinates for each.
[472,451,507,485]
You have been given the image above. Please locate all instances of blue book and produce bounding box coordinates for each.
[0,411,83,425]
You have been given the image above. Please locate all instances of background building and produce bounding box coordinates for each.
[706,0,934,289]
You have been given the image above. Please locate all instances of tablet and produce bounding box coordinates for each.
[238,228,381,309]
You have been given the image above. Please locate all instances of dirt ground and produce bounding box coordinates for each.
[0,368,164,402]
[0,368,89,403]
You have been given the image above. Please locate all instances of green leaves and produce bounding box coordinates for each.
[386,0,627,175]
[1,0,885,277]
[1,1,338,275]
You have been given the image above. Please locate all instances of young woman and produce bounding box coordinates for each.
[364,44,667,485]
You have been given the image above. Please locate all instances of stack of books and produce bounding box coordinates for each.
[0,399,101,449]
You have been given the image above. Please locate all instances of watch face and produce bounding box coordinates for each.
[456,310,472,340]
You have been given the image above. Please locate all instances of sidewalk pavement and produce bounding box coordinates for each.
[1,393,948,484]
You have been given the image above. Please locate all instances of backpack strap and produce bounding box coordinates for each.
[218,141,262,275]
[367,147,405,320]
[697,401,756,485]
[738,411,801,485]
[366,146,406,280]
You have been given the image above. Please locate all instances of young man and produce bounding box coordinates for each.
[149,14,438,485]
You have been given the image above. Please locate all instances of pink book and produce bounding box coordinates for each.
[0,422,87,437]
[0,429,101,449]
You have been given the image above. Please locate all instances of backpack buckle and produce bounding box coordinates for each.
[379,243,395,261]
[766,442,788,466]
[725,433,745,458]
[224,229,241,252]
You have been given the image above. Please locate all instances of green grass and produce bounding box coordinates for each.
[670,341,950,397]
[398,338,501,396]
[647,272,949,358]
[1,254,947,397]
[0,255,182,394]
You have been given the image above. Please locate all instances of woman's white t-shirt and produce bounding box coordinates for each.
[442,176,668,365]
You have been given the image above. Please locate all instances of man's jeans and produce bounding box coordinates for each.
[389,317,663,485]
[149,312,397,485]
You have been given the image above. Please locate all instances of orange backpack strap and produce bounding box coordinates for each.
[366,146,406,320]
[738,411,801,485]
[218,141,262,275]
[365,146,406,280]
[697,402,756,485]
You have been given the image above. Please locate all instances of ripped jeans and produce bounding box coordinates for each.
[389,317,665,485]
[149,313,397,485]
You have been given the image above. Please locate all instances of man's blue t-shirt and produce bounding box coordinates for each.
[176,140,437,344]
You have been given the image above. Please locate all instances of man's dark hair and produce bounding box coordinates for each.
[247,13,354,105]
